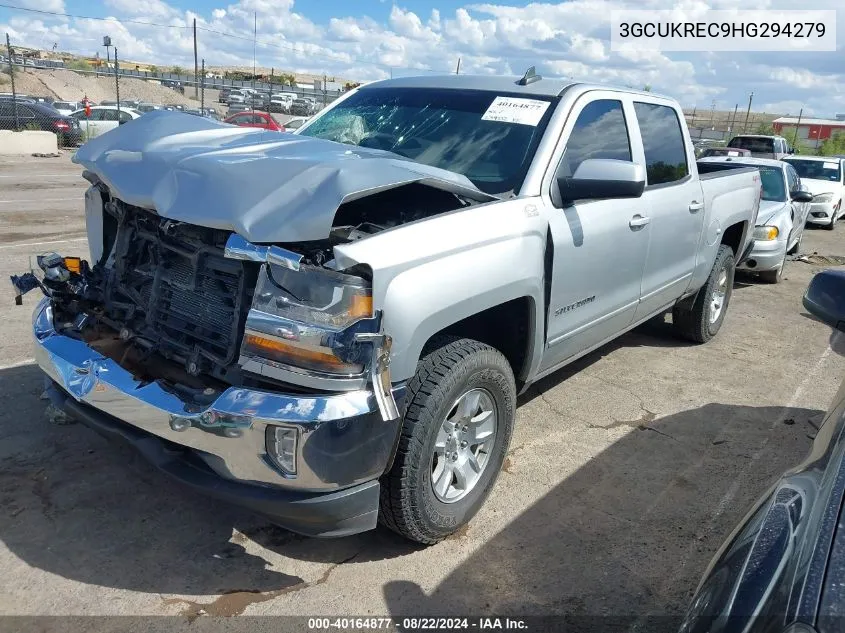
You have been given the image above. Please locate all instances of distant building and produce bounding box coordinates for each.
[773,116,845,142]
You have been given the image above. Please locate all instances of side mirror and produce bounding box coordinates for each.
[553,159,646,207]
[791,188,814,203]
[803,270,845,331]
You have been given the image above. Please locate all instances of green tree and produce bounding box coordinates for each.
[170,65,184,75]
[753,122,777,135]
[67,59,92,71]
[818,133,845,157]
[148,65,159,74]
[642,84,652,92]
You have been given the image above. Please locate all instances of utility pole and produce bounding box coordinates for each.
[793,108,803,149]
[709,99,716,128]
[5,34,18,131]
[455,57,461,75]
[193,18,198,99]
[323,72,327,107]
[743,91,754,133]
[251,12,256,114]
[200,58,205,111]
[114,48,120,117]
[729,103,739,133]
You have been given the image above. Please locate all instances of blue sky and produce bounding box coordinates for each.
[1,1,844,116]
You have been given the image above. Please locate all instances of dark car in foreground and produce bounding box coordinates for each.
[680,268,845,633]
[0,100,83,146]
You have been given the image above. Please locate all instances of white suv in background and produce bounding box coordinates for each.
[783,156,845,230]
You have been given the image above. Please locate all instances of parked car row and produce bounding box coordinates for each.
[220,87,320,115]
[695,146,845,284]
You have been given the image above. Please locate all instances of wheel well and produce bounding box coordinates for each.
[720,221,746,256]
[426,297,534,386]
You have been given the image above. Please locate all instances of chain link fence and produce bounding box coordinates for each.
[1,30,356,146]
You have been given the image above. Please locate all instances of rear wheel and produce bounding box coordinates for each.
[673,245,735,343]
[379,337,515,544]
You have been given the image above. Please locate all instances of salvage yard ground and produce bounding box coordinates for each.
[1,154,844,624]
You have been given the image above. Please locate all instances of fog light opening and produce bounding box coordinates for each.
[266,426,298,475]
[746,259,757,269]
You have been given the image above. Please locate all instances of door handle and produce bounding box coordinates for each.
[629,215,650,229]
[689,201,704,213]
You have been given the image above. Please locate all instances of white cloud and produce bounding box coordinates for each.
[12,0,66,12]
[0,0,842,115]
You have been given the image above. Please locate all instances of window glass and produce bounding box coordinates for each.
[300,87,555,195]
[786,165,799,192]
[634,102,689,185]
[783,158,842,182]
[557,99,631,178]
[101,109,120,122]
[728,136,775,153]
[118,110,133,122]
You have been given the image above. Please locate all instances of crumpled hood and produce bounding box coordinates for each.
[72,110,496,243]
[799,178,841,198]
[757,199,790,225]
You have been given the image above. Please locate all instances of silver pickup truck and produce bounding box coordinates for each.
[11,72,761,544]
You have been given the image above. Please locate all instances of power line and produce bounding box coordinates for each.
[0,0,453,73]
[0,2,191,30]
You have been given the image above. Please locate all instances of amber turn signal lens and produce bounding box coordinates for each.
[243,333,362,374]
[63,257,82,274]
[349,294,373,319]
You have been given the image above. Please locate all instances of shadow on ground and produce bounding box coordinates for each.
[383,400,823,622]
[0,318,823,615]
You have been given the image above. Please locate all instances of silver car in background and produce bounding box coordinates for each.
[698,156,813,283]
[782,155,845,230]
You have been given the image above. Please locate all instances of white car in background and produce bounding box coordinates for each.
[782,155,845,230]
[284,116,310,131]
[51,100,81,116]
[69,105,142,138]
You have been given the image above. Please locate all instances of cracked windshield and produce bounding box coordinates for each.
[299,88,555,194]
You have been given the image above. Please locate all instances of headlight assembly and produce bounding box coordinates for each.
[813,193,834,203]
[240,263,374,376]
[753,226,779,241]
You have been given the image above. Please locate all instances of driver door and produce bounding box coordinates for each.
[540,93,650,372]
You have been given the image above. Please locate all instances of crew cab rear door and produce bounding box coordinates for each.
[630,99,706,319]
[540,92,650,370]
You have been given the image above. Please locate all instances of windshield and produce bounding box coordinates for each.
[783,158,842,182]
[299,87,556,195]
[728,137,775,153]
[756,166,787,201]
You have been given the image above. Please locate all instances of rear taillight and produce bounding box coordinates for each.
[279,125,286,132]
[53,120,70,131]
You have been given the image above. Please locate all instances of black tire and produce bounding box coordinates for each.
[759,255,785,284]
[379,337,515,544]
[826,212,837,230]
[673,244,735,344]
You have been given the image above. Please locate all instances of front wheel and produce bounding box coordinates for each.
[827,211,837,231]
[379,337,515,544]
[673,244,735,343]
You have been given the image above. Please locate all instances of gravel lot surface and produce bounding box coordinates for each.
[1,154,844,630]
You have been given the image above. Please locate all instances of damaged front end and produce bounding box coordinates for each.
[12,189,399,423]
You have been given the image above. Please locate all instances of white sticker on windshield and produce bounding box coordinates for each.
[824,161,839,169]
[481,96,551,126]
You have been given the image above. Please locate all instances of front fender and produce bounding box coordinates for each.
[333,198,548,383]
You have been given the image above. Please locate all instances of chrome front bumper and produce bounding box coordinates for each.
[33,298,405,493]
[737,238,788,272]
